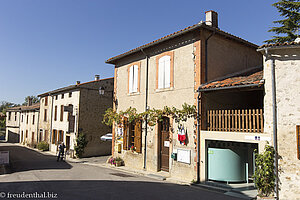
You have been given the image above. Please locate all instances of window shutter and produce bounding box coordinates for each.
[129,66,133,93]
[123,118,128,150]
[164,56,171,88]
[134,120,142,153]
[133,65,138,92]
[297,125,300,160]
[158,58,164,89]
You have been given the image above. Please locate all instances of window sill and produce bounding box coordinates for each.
[128,92,140,96]
[155,87,174,93]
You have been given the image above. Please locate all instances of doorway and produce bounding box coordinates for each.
[158,117,170,172]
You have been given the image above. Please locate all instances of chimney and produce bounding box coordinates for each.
[76,81,81,85]
[94,75,100,81]
[27,97,32,106]
[205,10,218,28]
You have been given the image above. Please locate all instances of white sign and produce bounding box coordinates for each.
[0,151,9,165]
[164,141,170,147]
[245,136,271,141]
[177,149,190,164]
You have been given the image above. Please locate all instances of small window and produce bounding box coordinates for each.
[21,115,23,122]
[61,94,64,99]
[32,115,35,125]
[45,96,48,106]
[52,130,57,144]
[44,109,47,121]
[54,106,57,121]
[297,125,300,160]
[26,115,29,124]
[55,95,58,100]
[15,112,17,121]
[60,105,64,121]
[69,92,72,98]
[128,65,139,93]
[8,112,11,121]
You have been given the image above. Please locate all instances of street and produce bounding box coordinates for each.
[0,143,242,200]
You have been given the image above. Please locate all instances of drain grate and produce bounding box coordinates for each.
[110,172,135,177]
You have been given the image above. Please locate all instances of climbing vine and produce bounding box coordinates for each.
[102,103,196,126]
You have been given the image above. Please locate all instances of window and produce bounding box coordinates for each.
[26,114,28,124]
[21,115,23,122]
[55,95,58,100]
[156,52,174,89]
[15,112,17,121]
[158,56,170,89]
[61,94,64,99]
[58,130,64,143]
[44,130,48,142]
[44,109,47,121]
[69,92,72,98]
[54,106,57,121]
[8,112,11,121]
[123,118,142,153]
[60,105,64,121]
[297,125,300,160]
[128,64,139,93]
[32,115,35,125]
[26,130,28,138]
[45,96,48,106]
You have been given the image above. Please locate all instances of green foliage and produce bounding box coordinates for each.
[253,145,276,197]
[22,96,39,106]
[265,0,300,43]
[74,133,88,158]
[102,103,196,127]
[37,141,49,151]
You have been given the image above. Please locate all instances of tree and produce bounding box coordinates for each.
[265,0,300,44]
[22,96,39,106]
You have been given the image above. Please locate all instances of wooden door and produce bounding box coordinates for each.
[159,117,170,172]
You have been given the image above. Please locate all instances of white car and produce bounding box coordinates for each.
[100,133,112,141]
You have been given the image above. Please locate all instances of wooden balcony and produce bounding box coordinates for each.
[206,109,264,133]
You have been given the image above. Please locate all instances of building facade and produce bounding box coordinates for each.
[106,11,262,182]
[5,106,22,143]
[38,76,114,157]
[258,42,300,199]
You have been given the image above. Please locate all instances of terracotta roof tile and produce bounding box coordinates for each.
[199,71,263,90]
[259,41,300,48]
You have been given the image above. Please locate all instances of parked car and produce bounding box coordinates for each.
[100,133,112,141]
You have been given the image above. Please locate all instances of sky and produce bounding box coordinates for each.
[0,0,279,104]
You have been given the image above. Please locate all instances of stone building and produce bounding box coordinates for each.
[38,76,114,157]
[106,11,262,182]
[19,103,40,147]
[258,42,300,199]
[5,106,22,143]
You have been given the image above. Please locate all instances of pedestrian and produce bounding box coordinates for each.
[57,142,66,162]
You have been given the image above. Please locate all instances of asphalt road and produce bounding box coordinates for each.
[0,143,242,200]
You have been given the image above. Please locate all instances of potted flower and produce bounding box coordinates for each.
[115,157,124,167]
[253,145,276,199]
[129,145,135,152]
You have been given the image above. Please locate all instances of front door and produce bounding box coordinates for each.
[66,136,70,151]
[159,117,170,172]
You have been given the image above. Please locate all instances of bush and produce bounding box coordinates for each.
[37,141,49,151]
[253,144,275,197]
[74,133,88,158]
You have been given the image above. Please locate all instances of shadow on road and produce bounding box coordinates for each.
[0,144,72,173]
[0,180,242,200]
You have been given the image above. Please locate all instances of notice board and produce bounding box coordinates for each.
[177,149,190,164]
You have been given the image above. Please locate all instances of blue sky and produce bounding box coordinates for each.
[0,0,279,104]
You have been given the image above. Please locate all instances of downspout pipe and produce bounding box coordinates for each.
[264,48,279,199]
[141,48,149,170]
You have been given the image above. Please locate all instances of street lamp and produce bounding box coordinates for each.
[99,87,105,95]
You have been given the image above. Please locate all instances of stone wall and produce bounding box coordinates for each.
[263,47,300,200]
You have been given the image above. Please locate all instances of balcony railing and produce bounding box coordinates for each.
[206,109,263,133]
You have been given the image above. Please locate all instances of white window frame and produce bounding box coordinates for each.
[129,65,138,93]
[158,55,171,89]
